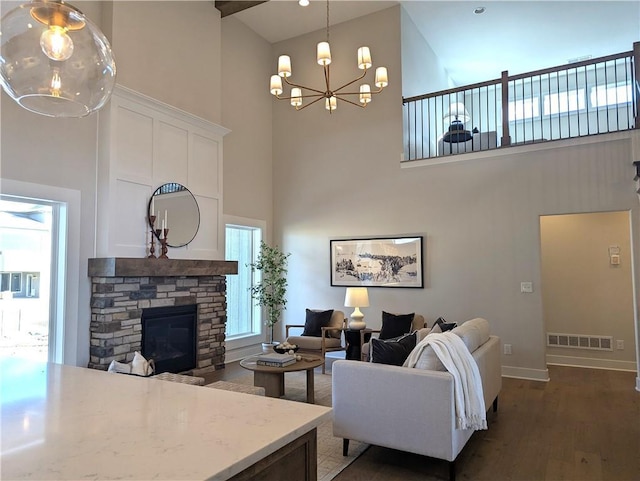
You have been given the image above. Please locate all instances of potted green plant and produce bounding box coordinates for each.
[249,241,290,350]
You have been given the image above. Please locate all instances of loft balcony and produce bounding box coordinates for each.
[402,42,640,163]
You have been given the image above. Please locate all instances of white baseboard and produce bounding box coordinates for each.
[502,365,550,382]
[226,344,262,363]
[546,354,637,372]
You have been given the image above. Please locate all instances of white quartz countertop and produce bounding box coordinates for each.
[0,358,331,480]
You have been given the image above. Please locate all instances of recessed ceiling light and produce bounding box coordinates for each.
[474,6,486,14]
[299,0,310,6]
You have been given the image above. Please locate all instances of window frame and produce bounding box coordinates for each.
[224,216,266,352]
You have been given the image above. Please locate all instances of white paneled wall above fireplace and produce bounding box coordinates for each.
[97,85,230,260]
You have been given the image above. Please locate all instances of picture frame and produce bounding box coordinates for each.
[330,236,424,288]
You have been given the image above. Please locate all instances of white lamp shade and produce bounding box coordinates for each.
[270,75,283,95]
[0,1,116,118]
[444,102,471,124]
[317,41,331,66]
[290,87,302,107]
[374,67,388,88]
[359,84,372,104]
[325,95,337,111]
[344,287,370,308]
[278,55,292,77]
[357,46,371,70]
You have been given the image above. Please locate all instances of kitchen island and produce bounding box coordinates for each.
[0,358,331,480]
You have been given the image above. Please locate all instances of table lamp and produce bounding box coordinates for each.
[344,287,369,330]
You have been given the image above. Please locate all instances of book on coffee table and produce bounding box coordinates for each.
[256,352,297,367]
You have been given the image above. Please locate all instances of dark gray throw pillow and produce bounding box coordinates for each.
[379,311,415,340]
[302,309,334,337]
[370,332,417,366]
[434,317,457,332]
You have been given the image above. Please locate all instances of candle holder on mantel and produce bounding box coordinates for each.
[147,215,157,258]
[156,228,169,259]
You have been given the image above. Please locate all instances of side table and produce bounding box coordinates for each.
[344,329,372,361]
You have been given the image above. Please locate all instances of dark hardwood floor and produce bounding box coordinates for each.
[210,361,639,481]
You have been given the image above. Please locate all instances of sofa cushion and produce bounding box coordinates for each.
[451,318,490,353]
[370,332,417,366]
[302,309,334,337]
[379,312,414,340]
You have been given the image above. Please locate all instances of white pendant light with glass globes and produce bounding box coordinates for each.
[269,0,388,113]
[0,0,116,118]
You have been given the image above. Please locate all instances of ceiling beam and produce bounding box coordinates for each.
[215,1,269,18]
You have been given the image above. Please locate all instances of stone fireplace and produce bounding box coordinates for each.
[88,258,238,375]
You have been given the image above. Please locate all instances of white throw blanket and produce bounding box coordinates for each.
[405,331,487,430]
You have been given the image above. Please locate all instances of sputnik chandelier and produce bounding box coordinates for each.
[269,0,388,113]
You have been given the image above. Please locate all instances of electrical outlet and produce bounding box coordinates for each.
[616,340,624,350]
[520,282,533,293]
[504,344,512,355]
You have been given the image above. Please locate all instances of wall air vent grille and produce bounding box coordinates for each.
[547,332,613,351]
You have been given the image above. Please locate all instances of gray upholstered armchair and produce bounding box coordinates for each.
[285,309,346,374]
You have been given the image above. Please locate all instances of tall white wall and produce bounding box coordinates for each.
[272,7,640,380]
[400,6,451,98]
[108,1,222,124]
[221,17,273,227]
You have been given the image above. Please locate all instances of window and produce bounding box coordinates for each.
[225,219,264,348]
[590,83,632,108]
[543,89,585,115]
[508,97,539,121]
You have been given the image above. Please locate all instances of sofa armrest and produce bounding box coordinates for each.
[332,360,463,461]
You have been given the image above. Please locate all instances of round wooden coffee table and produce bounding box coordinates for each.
[239,356,324,403]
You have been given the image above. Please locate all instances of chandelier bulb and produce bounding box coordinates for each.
[50,69,62,97]
[40,25,74,61]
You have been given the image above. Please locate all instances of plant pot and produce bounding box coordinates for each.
[262,342,277,353]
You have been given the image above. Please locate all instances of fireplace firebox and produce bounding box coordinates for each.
[142,304,197,374]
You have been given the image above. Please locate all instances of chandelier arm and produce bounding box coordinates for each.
[335,95,366,109]
[282,76,326,96]
[276,93,325,101]
[332,87,386,97]
[295,95,326,111]
[332,68,368,94]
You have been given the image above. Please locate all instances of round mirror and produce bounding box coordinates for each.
[148,183,200,248]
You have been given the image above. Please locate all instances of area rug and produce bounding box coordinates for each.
[222,371,369,481]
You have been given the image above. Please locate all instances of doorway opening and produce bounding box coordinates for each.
[540,211,636,372]
[0,198,56,362]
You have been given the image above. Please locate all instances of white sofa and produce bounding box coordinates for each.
[332,318,502,481]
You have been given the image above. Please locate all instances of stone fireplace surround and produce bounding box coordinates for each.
[88,258,237,375]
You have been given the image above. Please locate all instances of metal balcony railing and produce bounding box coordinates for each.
[402,42,640,162]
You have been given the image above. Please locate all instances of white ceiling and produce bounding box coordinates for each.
[231,0,640,86]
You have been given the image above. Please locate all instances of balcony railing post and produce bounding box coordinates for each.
[500,70,511,146]
[634,42,640,130]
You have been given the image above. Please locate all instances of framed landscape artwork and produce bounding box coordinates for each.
[330,236,424,288]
